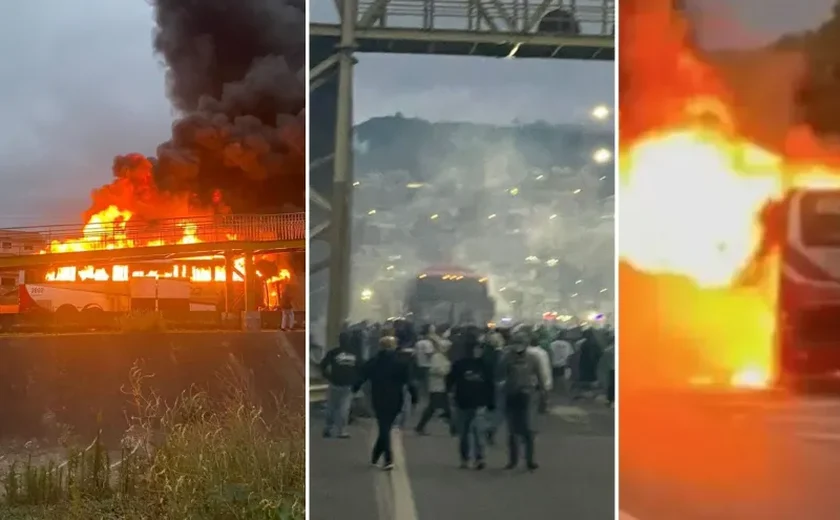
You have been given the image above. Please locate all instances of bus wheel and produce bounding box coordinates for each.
[81,305,106,329]
[55,304,79,326]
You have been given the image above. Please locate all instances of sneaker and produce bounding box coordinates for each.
[526,462,539,471]
[383,463,394,471]
[475,460,485,470]
[338,432,351,439]
[504,462,516,470]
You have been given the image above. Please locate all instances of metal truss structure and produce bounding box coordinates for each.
[310,0,615,342]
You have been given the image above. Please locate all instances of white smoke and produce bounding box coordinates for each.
[349,119,614,319]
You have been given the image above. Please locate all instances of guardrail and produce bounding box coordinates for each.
[0,212,306,256]
[357,0,615,36]
[310,383,328,403]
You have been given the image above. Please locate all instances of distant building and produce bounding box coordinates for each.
[0,229,45,256]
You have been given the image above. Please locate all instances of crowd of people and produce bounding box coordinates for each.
[317,320,615,472]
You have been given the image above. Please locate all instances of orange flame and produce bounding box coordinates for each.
[39,205,295,285]
[619,2,840,391]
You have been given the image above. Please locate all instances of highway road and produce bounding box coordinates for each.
[311,398,615,520]
[620,391,840,519]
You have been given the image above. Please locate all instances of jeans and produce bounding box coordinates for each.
[506,393,535,466]
[416,392,452,433]
[323,385,353,436]
[281,309,295,329]
[488,384,506,435]
[372,410,399,465]
[457,407,486,462]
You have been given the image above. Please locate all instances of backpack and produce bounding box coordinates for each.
[506,352,534,394]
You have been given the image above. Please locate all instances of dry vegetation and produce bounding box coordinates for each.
[0,364,304,520]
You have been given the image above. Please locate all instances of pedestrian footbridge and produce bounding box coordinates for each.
[0,212,306,269]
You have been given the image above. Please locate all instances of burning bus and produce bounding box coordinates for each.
[404,265,495,325]
[0,259,291,322]
[776,189,840,381]
[0,206,302,330]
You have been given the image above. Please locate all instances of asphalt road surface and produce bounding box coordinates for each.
[620,391,840,520]
[311,398,615,520]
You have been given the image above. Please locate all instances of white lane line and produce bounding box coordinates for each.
[370,425,394,520]
[391,429,419,520]
[620,511,641,520]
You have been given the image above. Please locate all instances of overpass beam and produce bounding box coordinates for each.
[224,253,235,314]
[310,221,330,241]
[326,0,358,344]
[243,251,258,312]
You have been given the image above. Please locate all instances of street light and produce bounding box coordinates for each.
[591,105,610,120]
[593,148,612,164]
[360,288,373,301]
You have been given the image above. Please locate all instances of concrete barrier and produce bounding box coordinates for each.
[0,331,304,444]
[310,383,328,403]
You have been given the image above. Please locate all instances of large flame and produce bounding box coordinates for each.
[43,205,218,254]
[619,3,840,391]
[38,205,292,286]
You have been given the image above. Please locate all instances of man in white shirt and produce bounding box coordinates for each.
[526,337,552,413]
[414,325,436,403]
[548,334,574,394]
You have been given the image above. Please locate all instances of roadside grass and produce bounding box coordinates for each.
[0,363,304,520]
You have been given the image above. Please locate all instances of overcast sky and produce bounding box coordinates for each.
[0,1,831,225]
[311,1,613,124]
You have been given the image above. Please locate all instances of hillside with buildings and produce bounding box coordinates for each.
[310,115,615,324]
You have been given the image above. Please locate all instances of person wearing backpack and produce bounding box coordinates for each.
[500,330,547,471]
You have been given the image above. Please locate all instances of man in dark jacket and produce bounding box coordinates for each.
[446,332,495,470]
[353,336,418,470]
[394,323,418,428]
[499,331,546,471]
[320,331,362,438]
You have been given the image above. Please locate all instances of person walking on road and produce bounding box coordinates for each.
[483,331,507,445]
[500,331,547,471]
[353,336,418,470]
[414,324,436,403]
[320,331,362,439]
[548,331,574,395]
[415,337,453,435]
[446,332,495,470]
[526,334,552,414]
[602,337,615,408]
[393,321,418,429]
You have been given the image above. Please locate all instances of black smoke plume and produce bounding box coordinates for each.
[91,0,306,218]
